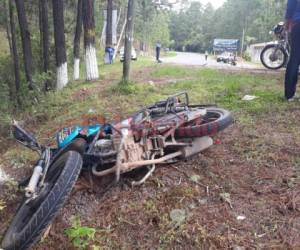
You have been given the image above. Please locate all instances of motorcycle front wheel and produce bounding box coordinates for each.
[260,44,288,70]
[1,151,83,250]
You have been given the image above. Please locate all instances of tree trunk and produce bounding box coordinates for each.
[114,19,126,59]
[122,0,135,83]
[73,0,83,80]
[82,0,99,81]
[15,0,33,90]
[8,1,21,105]
[104,0,113,64]
[106,0,113,46]
[39,0,50,90]
[4,2,13,56]
[52,0,68,89]
[39,2,43,70]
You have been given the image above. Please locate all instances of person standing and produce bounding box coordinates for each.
[108,46,115,64]
[156,41,162,63]
[205,51,208,61]
[105,46,114,64]
[284,0,300,101]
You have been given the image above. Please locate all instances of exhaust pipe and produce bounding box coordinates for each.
[181,136,213,159]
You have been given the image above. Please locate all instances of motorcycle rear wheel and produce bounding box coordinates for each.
[260,44,288,70]
[1,151,83,250]
[175,108,233,139]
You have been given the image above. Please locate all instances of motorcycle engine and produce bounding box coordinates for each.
[94,139,114,153]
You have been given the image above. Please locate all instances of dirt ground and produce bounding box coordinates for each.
[1,65,300,249]
[38,117,300,249]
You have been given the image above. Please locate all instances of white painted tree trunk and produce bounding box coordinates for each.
[73,58,80,80]
[56,62,68,90]
[85,44,99,81]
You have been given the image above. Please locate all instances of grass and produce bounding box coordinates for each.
[162,51,177,58]
[6,61,287,138]
[65,217,96,249]
[150,65,289,122]
[151,66,190,78]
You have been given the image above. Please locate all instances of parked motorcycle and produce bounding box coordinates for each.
[1,92,233,250]
[260,22,290,70]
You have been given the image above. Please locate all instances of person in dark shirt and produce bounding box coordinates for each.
[156,42,162,63]
[106,46,114,64]
[284,0,300,101]
[205,51,209,61]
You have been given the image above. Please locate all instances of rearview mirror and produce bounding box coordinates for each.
[12,120,40,151]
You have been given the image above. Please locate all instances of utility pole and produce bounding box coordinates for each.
[122,0,135,83]
[240,27,245,55]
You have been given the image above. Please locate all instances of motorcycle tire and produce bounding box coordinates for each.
[53,138,87,160]
[260,44,288,70]
[1,151,83,250]
[175,108,233,139]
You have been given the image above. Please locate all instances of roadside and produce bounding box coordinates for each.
[161,51,284,74]
[1,58,300,249]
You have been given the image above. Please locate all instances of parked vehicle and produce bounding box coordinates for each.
[119,46,137,62]
[1,92,233,250]
[260,22,290,70]
[216,52,237,66]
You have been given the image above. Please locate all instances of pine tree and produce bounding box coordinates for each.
[82,0,99,81]
[73,0,83,80]
[52,0,68,89]
[122,0,135,82]
[39,0,50,90]
[15,0,33,90]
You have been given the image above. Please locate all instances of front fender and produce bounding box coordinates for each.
[56,125,102,148]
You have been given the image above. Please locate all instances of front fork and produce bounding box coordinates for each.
[24,148,51,198]
[25,164,43,197]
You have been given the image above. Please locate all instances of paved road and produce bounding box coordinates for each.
[161,52,266,71]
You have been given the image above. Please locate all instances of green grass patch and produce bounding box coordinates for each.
[150,66,282,111]
[110,81,141,95]
[162,51,177,58]
[65,217,96,249]
[151,65,191,78]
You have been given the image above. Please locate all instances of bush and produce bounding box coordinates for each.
[111,81,140,95]
[65,217,96,249]
[242,52,251,62]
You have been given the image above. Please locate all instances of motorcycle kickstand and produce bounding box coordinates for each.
[131,164,156,186]
[18,176,31,190]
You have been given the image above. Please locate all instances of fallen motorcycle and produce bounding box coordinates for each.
[1,92,233,250]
